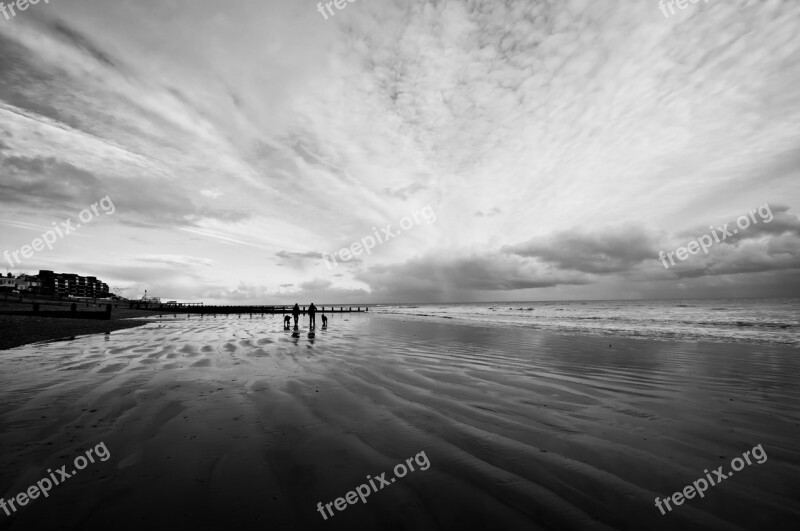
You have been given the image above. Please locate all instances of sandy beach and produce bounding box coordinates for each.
[0,309,165,351]
[0,314,798,530]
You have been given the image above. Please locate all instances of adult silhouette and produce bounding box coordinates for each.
[292,303,300,328]
[308,302,317,328]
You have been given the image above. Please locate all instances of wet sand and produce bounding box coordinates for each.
[0,314,798,530]
[0,309,170,351]
[0,315,152,351]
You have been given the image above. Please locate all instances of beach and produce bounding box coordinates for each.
[0,313,798,530]
[0,309,164,351]
[3,1,799,529]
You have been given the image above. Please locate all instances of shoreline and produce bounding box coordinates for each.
[5,306,793,352]
[372,308,800,349]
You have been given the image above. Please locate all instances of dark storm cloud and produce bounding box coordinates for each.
[358,253,589,295]
[659,206,800,278]
[669,236,800,279]
[503,226,660,274]
[676,204,800,243]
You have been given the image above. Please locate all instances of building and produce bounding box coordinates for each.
[0,274,15,292]
[35,271,110,298]
[0,273,41,293]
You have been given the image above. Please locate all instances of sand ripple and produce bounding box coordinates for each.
[0,314,798,529]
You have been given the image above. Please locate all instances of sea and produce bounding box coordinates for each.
[372,298,800,348]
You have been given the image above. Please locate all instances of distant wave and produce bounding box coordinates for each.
[373,300,800,348]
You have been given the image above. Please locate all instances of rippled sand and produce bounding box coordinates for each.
[0,314,798,530]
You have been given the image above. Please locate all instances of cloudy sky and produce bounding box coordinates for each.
[1,0,799,304]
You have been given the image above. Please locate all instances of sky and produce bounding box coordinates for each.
[1,0,799,304]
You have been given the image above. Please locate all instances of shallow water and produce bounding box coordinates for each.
[375,298,800,347]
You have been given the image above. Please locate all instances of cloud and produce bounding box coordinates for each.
[384,183,427,200]
[275,250,325,269]
[276,251,324,260]
[676,204,800,243]
[130,254,214,271]
[1,0,798,303]
[0,156,103,209]
[49,21,118,69]
[357,251,589,301]
[669,235,800,279]
[200,189,223,199]
[198,279,368,304]
[299,278,332,291]
[0,153,250,227]
[661,206,800,277]
[474,207,502,217]
[504,225,660,274]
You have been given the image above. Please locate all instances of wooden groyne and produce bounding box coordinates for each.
[0,301,368,319]
[150,305,368,315]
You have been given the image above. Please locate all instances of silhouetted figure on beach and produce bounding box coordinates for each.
[292,303,300,327]
[284,315,291,329]
[322,314,327,328]
[308,302,317,328]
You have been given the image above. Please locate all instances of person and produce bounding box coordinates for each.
[321,314,328,328]
[284,315,291,329]
[308,302,317,328]
[292,303,300,328]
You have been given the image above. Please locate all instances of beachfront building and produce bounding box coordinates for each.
[36,270,110,298]
[0,274,42,293]
[16,274,41,292]
[0,275,15,292]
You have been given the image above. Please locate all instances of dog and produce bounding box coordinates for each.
[321,315,328,327]
[284,315,292,328]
